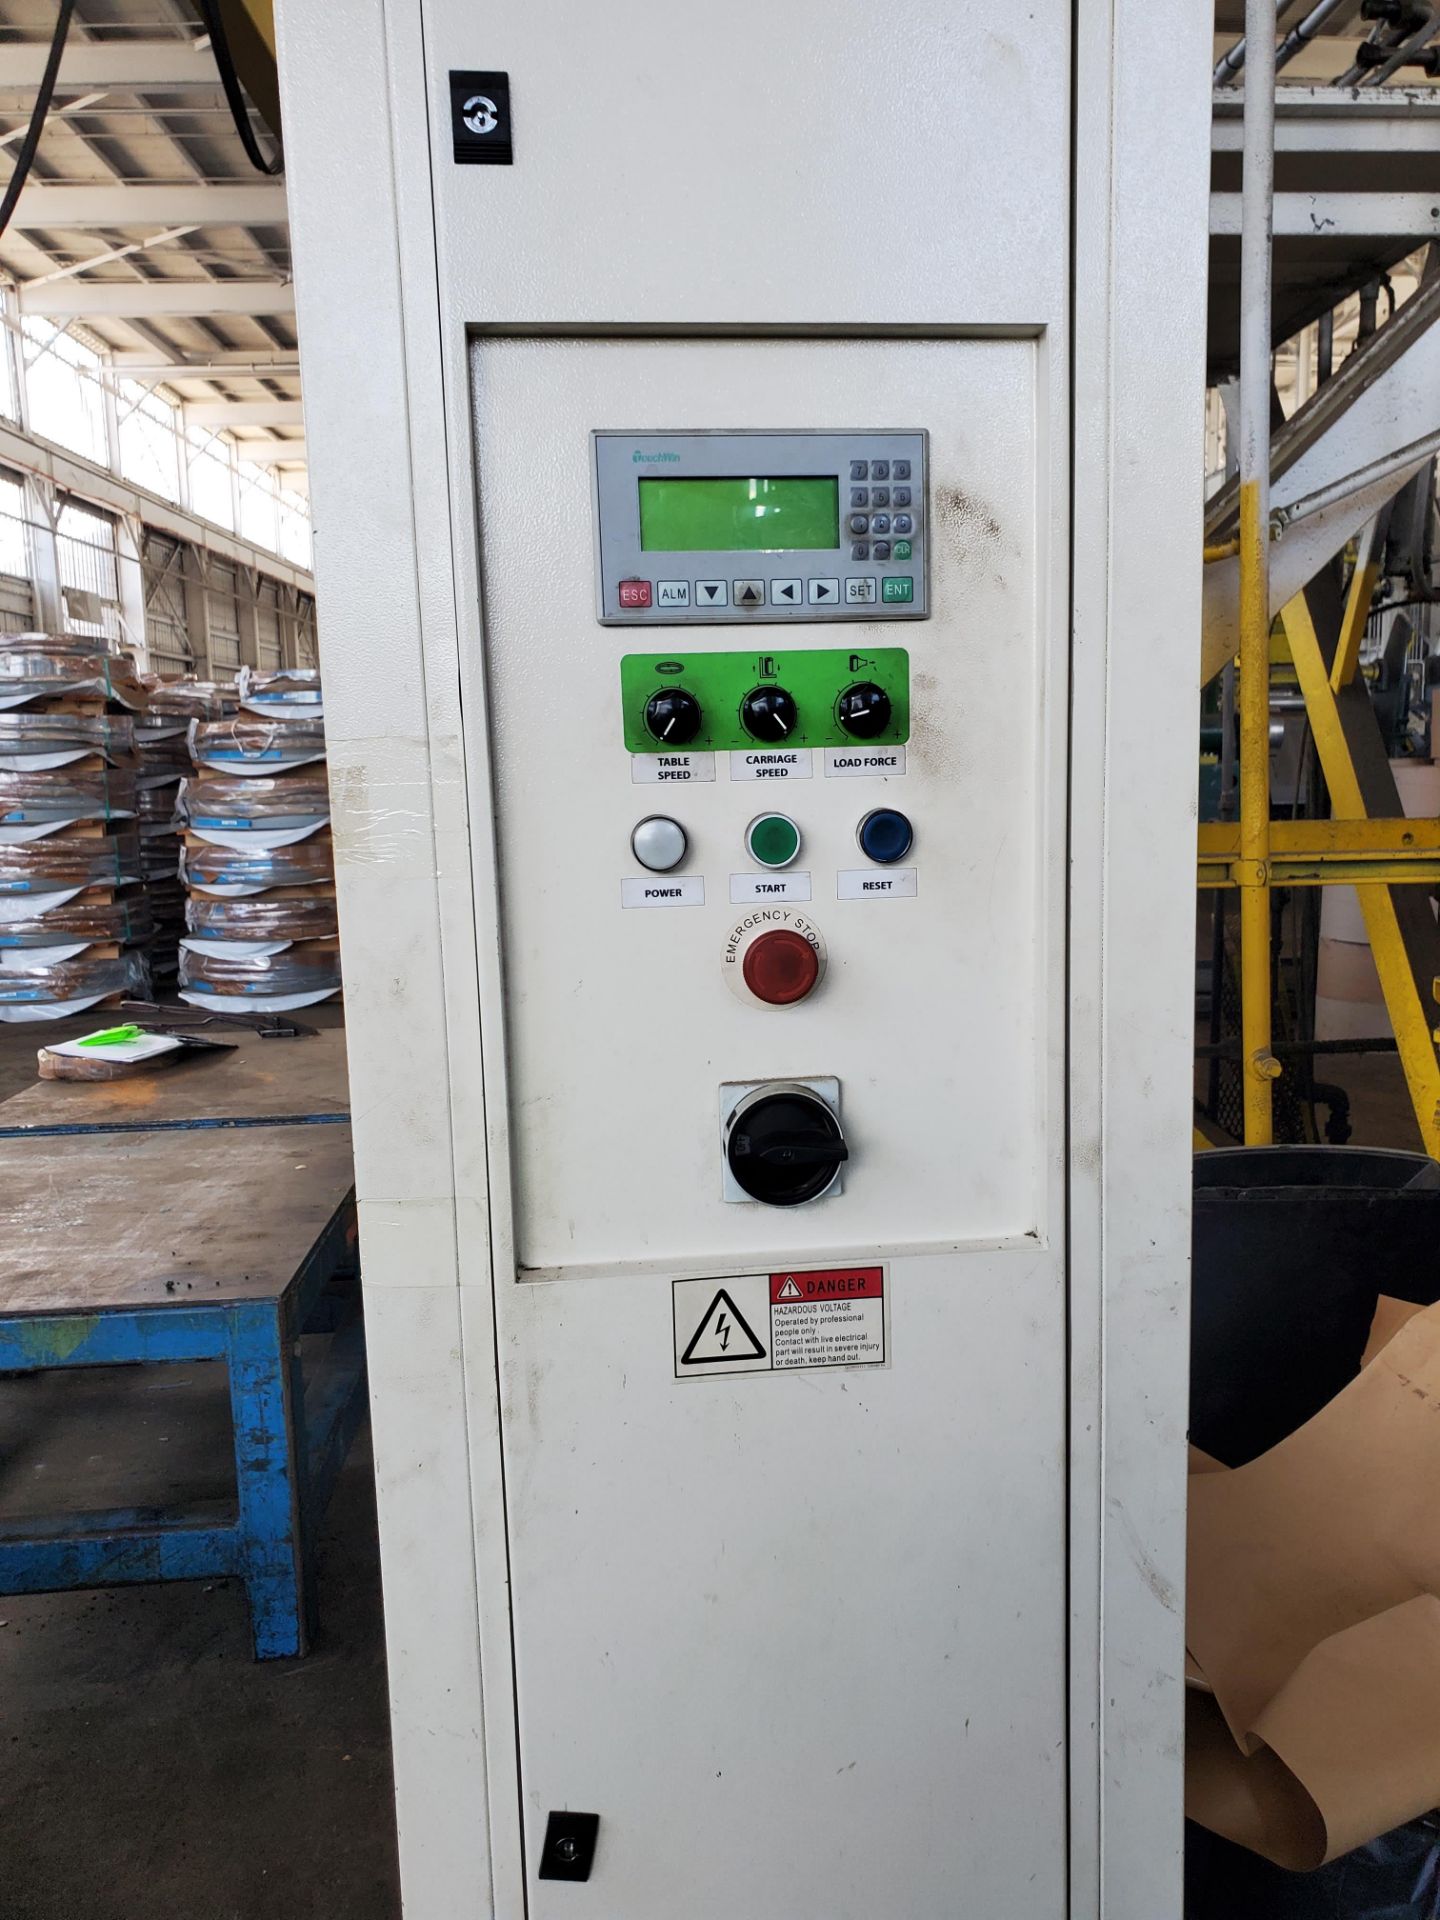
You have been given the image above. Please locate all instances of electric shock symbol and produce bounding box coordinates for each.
[679,1287,766,1366]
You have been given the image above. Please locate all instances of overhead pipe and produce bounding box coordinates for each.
[1336,4,1440,83]
[1238,0,1281,1141]
[1358,9,1440,80]
[1215,0,1353,86]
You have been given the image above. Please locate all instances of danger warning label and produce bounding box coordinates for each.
[672,1267,886,1380]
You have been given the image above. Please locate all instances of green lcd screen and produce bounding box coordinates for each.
[638,476,839,553]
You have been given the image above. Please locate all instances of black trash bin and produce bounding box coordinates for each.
[1188,1146,1440,1920]
[1191,1146,1440,1469]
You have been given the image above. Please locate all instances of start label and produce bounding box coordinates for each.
[673,1267,886,1379]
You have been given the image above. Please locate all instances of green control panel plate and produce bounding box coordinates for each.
[621,648,910,753]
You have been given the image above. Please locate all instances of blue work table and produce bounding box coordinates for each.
[0,1118,364,1659]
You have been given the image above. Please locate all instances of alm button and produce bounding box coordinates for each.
[881,576,913,604]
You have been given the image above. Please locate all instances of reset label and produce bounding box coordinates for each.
[672,1267,886,1379]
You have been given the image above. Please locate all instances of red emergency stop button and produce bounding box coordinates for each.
[742,928,820,1006]
[618,579,652,608]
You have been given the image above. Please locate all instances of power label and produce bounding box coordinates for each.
[672,1267,886,1380]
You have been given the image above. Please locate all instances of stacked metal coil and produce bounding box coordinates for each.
[179,668,338,1011]
[0,634,150,1021]
[135,677,238,982]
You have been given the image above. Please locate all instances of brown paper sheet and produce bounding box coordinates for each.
[1186,1298,1440,1868]
[1361,1293,1427,1368]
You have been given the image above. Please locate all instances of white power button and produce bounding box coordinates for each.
[631,815,688,873]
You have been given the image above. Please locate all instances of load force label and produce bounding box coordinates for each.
[672,1266,886,1379]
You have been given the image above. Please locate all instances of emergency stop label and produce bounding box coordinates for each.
[672,1267,886,1379]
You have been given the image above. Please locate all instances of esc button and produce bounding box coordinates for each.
[619,579,652,609]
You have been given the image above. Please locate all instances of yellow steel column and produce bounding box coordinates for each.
[1282,592,1440,1158]
[1330,516,1383,693]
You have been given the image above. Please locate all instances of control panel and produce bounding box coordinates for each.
[593,430,928,624]
[474,334,1040,1271]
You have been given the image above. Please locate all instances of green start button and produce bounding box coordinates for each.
[746,813,801,870]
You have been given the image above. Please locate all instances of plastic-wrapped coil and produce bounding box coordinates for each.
[179,940,341,997]
[134,731,192,782]
[180,772,330,827]
[237,667,323,715]
[137,783,182,827]
[189,715,327,769]
[0,634,148,710]
[0,763,138,823]
[0,830,142,893]
[140,676,237,720]
[185,892,338,942]
[0,896,154,948]
[0,948,149,1010]
[0,712,135,759]
[182,834,334,891]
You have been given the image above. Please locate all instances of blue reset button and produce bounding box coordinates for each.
[857,808,914,865]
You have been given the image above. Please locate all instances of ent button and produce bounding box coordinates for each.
[746,813,801,870]
[631,815,688,873]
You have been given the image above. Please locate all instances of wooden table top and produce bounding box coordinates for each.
[0,1027,349,1137]
[0,1122,355,1315]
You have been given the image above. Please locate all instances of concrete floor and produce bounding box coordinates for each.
[0,1007,400,1920]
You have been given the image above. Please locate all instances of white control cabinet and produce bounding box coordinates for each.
[275,5,1211,1916]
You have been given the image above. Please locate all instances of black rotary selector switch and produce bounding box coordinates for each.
[741,686,798,742]
[726,1085,848,1207]
[644,687,702,745]
[837,681,892,739]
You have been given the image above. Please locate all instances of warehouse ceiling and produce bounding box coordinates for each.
[0,0,303,483]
